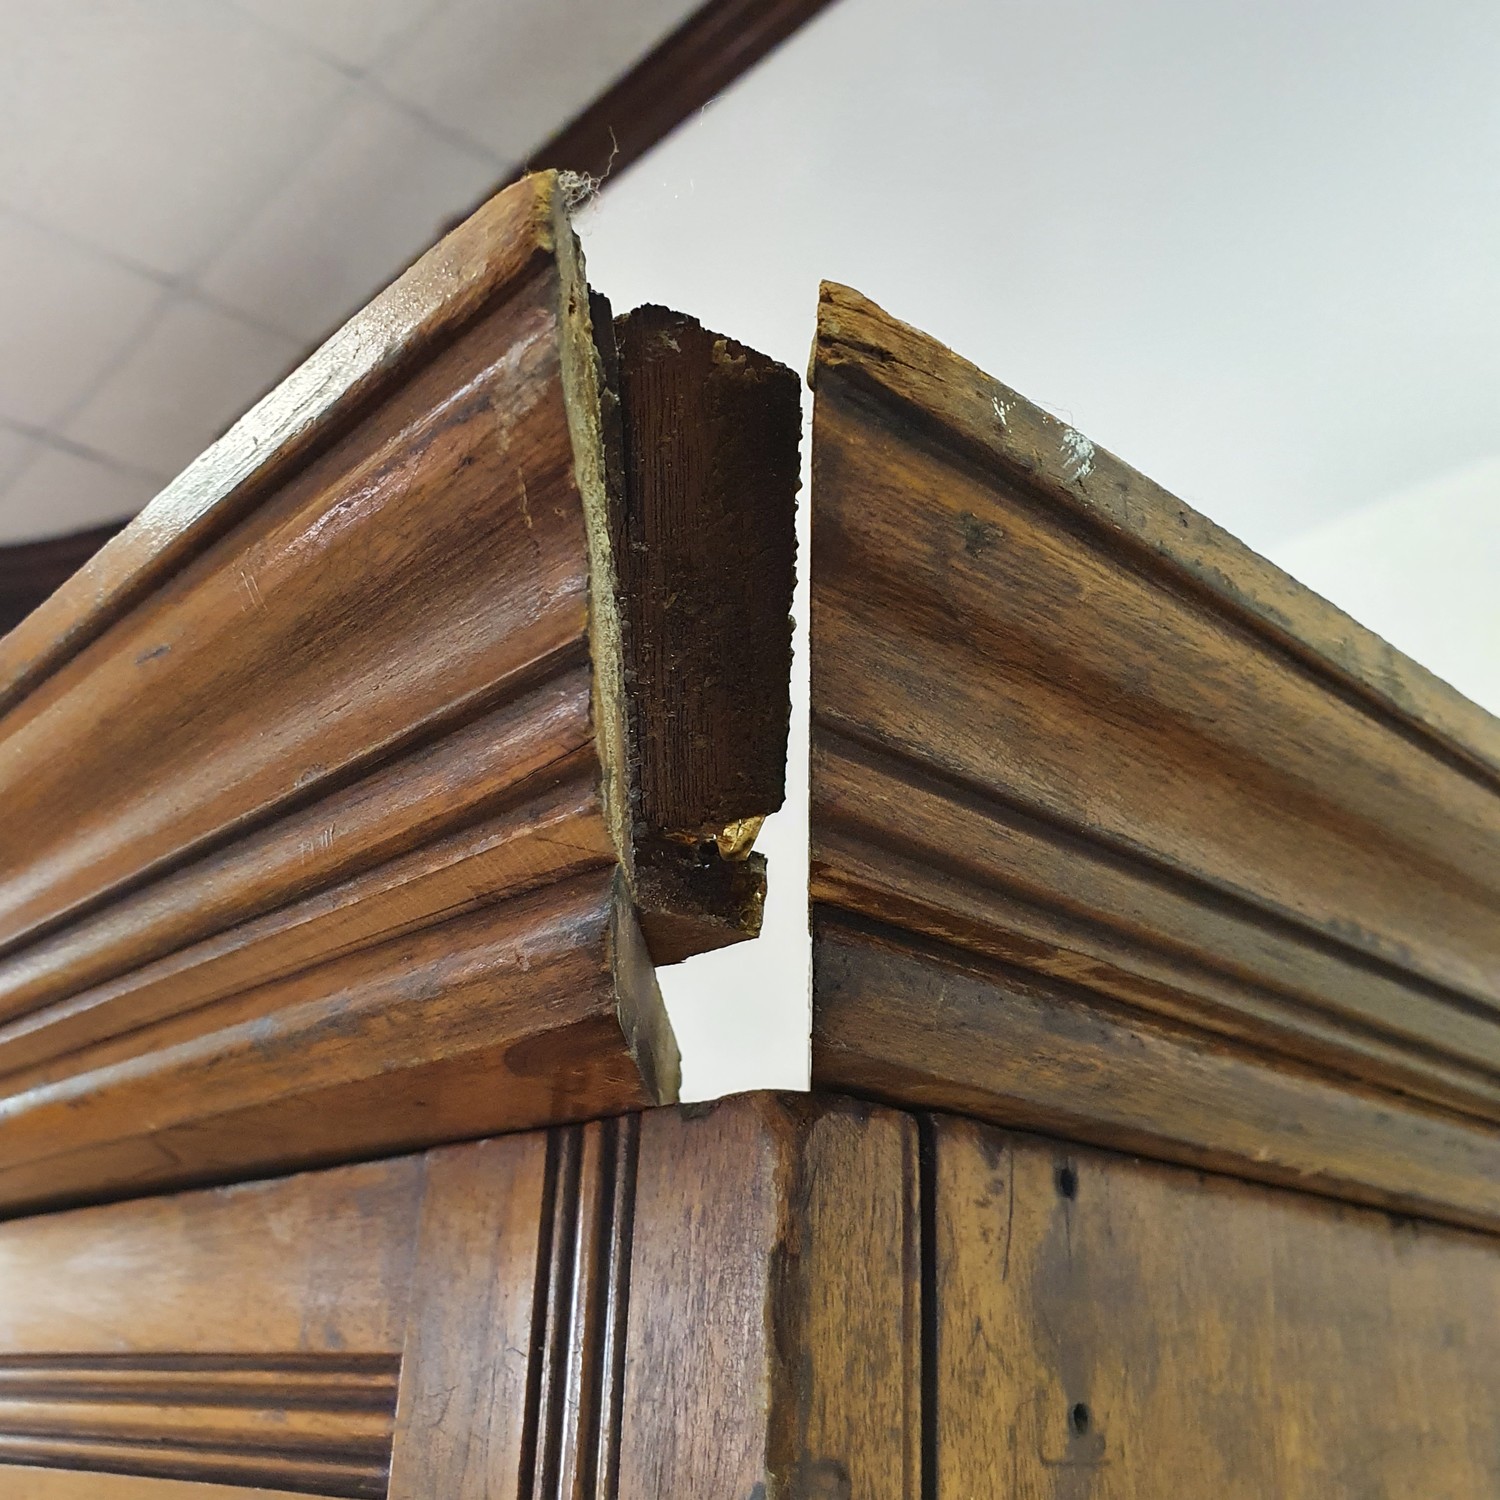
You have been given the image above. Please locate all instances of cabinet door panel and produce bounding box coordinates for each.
[931,1112,1500,1497]
[0,1156,424,1498]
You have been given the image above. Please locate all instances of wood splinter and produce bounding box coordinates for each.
[599,300,800,965]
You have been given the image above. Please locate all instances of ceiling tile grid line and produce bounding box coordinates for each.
[0,1,356,278]
[0,429,35,499]
[0,199,317,343]
[368,0,708,166]
[0,0,711,543]
[0,412,171,488]
[223,0,516,171]
[229,0,457,74]
[0,0,574,538]
[0,0,372,532]
[0,0,492,530]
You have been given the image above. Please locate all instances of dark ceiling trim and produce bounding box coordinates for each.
[517,0,842,185]
[0,520,129,637]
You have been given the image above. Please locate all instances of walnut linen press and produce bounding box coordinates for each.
[0,175,1495,1497]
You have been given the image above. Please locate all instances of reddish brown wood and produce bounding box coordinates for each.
[385,1134,551,1500]
[0,1153,421,1495]
[0,173,798,1215]
[0,870,670,1215]
[0,678,601,1079]
[0,256,598,955]
[617,1094,920,1498]
[930,1114,1500,1497]
[816,912,1500,1233]
[0,1469,312,1497]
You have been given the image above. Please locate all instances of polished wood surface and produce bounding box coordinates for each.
[1,1470,311,1499]
[808,280,1500,1229]
[0,172,798,1215]
[0,255,596,954]
[0,686,604,1083]
[0,1122,607,1497]
[0,1154,422,1496]
[0,1093,1492,1496]
[0,1357,398,1495]
[0,870,671,1213]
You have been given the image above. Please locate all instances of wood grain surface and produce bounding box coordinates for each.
[0,223,594,955]
[1,1094,1492,1496]
[929,1113,1500,1497]
[0,1355,399,1496]
[0,1117,637,1497]
[0,870,672,1214]
[601,300,799,963]
[617,1093,921,1499]
[385,1133,551,1500]
[809,280,1500,1227]
[0,1153,423,1496]
[0,1470,314,1499]
[816,912,1500,1233]
[0,172,797,1214]
[611,304,798,846]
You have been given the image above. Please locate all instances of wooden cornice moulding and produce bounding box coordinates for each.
[0,172,798,1215]
[808,281,1500,1231]
[0,1353,399,1495]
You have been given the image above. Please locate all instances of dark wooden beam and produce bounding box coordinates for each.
[519,0,841,185]
[0,520,128,638]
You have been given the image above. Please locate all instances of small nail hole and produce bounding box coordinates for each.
[1055,1164,1078,1199]
[1070,1402,1091,1435]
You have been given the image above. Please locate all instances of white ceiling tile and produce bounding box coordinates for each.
[0,214,164,428]
[63,298,300,478]
[0,428,37,495]
[372,0,703,161]
[198,92,501,341]
[232,0,446,70]
[0,0,351,277]
[0,445,160,544]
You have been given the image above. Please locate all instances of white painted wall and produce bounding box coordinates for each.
[576,0,1500,1097]
[1277,458,1500,716]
